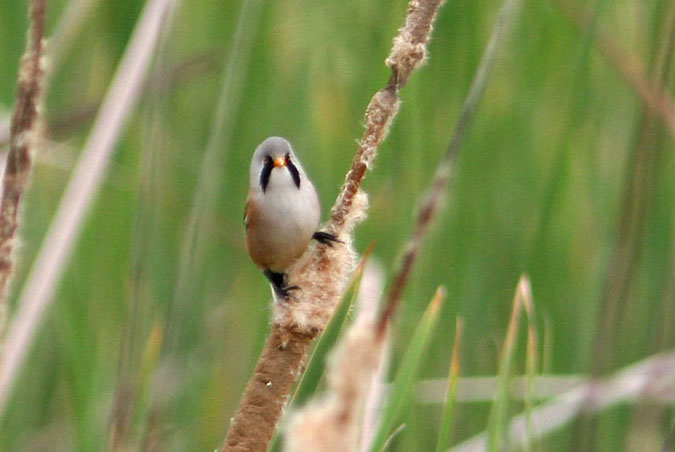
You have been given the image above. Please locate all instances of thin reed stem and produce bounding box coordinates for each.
[377,0,522,335]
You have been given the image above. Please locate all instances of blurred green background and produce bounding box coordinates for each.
[1,0,674,450]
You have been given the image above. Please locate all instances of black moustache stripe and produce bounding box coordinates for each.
[259,155,301,192]
[286,155,301,189]
[259,158,274,192]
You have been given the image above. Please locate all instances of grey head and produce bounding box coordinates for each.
[250,137,307,193]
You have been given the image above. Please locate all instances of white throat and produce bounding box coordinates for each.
[264,167,298,193]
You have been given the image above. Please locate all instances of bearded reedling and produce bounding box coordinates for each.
[244,137,339,299]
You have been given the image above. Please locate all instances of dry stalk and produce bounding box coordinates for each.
[0,0,46,330]
[283,316,386,452]
[220,1,446,451]
[357,263,390,452]
[377,0,521,334]
[376,157,451,335]
[414,374,675,403]
[555,0,675,139]
[328,0,444,234]
[450,350,675,452]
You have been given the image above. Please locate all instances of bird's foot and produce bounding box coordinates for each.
[312,231,343,247]
[264,270,300,301]
[276,284,300,301]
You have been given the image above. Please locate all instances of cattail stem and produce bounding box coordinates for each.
[329,0,444,233]
[0,0,46,327]
[223,326,316,452]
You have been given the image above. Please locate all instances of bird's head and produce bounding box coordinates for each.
[250,137,305,193]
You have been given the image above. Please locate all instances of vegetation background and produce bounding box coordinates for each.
[0,0,673,450]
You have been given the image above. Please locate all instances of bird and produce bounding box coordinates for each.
[244,137,339,299]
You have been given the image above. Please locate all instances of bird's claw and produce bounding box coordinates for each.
[312,231,343,247]
[275,284,300,301]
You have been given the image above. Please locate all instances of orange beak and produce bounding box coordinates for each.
[273,157,286,168]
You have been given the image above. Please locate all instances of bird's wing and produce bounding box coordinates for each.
[243,201,249,230]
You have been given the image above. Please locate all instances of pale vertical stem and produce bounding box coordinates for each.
[0,0,178,418]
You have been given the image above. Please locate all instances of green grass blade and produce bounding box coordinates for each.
[523,279,538,451]
[435,317,463,452]
[369,286,446,452]
[486,275,536,452]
